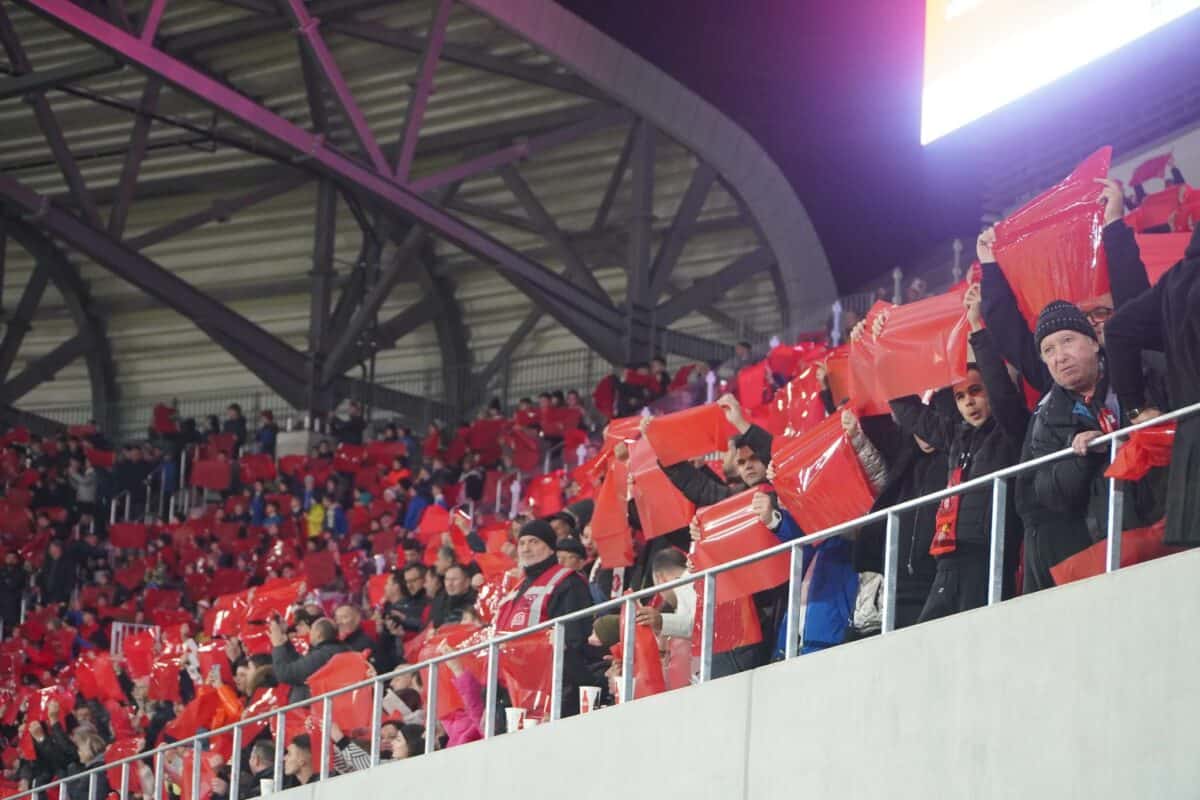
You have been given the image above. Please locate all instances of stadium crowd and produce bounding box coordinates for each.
[0,150,1197,800]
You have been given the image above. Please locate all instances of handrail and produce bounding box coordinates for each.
[8,400,1198,800]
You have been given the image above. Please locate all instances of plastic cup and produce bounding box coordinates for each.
[522,718,540,729]
[579,685,601,714]
[504,706,526,732]
[259,779,274,797]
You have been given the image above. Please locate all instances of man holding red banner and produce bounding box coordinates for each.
[1018,300,1168,592]
[884,285,1028,620]
[494,519,593,716]
[270,617,348,702]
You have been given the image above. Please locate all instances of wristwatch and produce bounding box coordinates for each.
[766,510,782,531]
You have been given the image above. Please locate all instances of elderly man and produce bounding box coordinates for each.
[430,564,476,627]
[1018,300,1167,593]
[495,519,593,719]
[270,617,348,702]
[333,604,375,652]
[555,537,588,574]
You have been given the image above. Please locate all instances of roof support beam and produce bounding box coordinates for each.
[592,125,633,232]
[0,265,50,383]
[307,180,338,412]
[472,308,542,398]
[393,0,453,182]
[107,77,162,239]
[625,120,654,360]
[648,161,716,300]
[655,248,774,326]
[0,335,89,403]
[0,54,121,100]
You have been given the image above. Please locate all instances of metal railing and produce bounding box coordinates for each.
[7,400,1197,800]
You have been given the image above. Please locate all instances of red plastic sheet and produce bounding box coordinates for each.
[365,440,407,467]
[524,472,564,518]
[196,641,233,685]
[148,658,181,703]
[993,147,1112,326]
[207,592,248,638]
[143,588,180,615]
[644,404,738,467]
[591,459,634,567]
[180,750,217,800]
[692,488,788,604]
[1130,152,1172,185]
[278,455,307,477]
[306,651,373,734]
[366,574,389,609]
[690,580,763,657]
[615,605,666,698]
[766,365,827,437]
[190,459,231,491]
[494,629,554,720]
[1136,232,1190,285]
[239,685,288,744]
[104,738,143,790]
[850,292,970,410]
[628,438,695,539]
[245,577,305,623]
[474,552,516,579]
[770,410,877,533]
[736,361,771,411]
[1106,423,1175,481]
[416,505,450,541]
[1050,519,1183,586]
[540,407,583,438]
[1124,184,1186,232]
[122,630,156,680]
[77,652,125,703]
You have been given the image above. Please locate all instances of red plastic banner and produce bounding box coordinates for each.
[993,147,1112,326]
[1105,423,1175,482]
[1136,232,1190,285]
[628,438,695,539]
[306,651,374,734]
[766,365,827,437]
[591,459,634,568]
[122,630,156,681]
[850,291,970,409]
[644,404,738,467]
[1050,519,1183,586]
[770,411,877,533]
[690,579,763,657]
[692,488,789,603]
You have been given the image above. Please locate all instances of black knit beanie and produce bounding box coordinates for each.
[1034,300,1097,350]
[518,518,557,550]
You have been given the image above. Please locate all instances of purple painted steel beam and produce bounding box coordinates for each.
[18,0,634,345]
[0,216,6,312]
[394,0,454,182]
[124,173,311,251]
[0,266,50,382]
[107,77,162,239]
[591,124,634,232]
[282,0,389,175]
[647,161,716,299]
[138,0,168,43]
[163,0,390,55]
[0,334,89,403]
[0,4,103,229]
[409,105,630,194]
[655,247,773,326]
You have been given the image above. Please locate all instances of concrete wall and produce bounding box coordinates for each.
[275,550,1200,800]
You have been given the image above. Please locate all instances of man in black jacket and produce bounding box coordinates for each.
[1019,300,1167,593]
[660,394,770,506]
[270,617,348,702]
[0,550,26,633]
[429,564,476,627]
[333,604,376,652]
[887,284,1028,620]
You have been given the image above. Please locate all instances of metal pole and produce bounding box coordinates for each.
[424,665,439,754]
[273,710,285,789]
[110,496,118,525]
[368,678,383,766]
[483,641,499,738]
[619,598,635,704]
[153,750,164,800]
[124,491,131,522]
[191,738,202,800]
[784,542,803,659]
[229,724,242,800]
[549,621,564,721]
[319,697,332,781]
[144,483,151,522]
[180,446,189,513]
[88,771,98,800]
[1106,438,1125,573]
[698,573,716,683]
[881,511,900,634]
[987,478,1008,605]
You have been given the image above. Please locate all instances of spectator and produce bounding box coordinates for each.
[329,722,372,775]
[66,457,97,517]
[905,277,928,304]
[495,519,593,717]
[0,551,25,633]
[282,734,315,788]
[883,283,1027,619]
[256,410,278,457]
[1019,300,1167,593]
[651,355,671,398]
[555,537,588,573]
[223,404,248,452]
[64,731,109,800]
[396,564,431,635]
[240,741,275,799]
[270,617,348,702]
[430,565,476,627]
[441,644,483,748]
[333,401,367,446]
[1103,221,1200,548]
[38,538,101,605]
[636,547,695,643]
[333,604,375,652]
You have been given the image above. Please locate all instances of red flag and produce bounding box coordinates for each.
[244,578,305,623]
[643,404,738,467]
[1130,152,1172,186]
[78,652,125,703]
[366,574,390,609]
[180,751,218,800]
[416,505,450,541]
[104,737,143,790]
[591,459,634,568]
[207,591,249,638]
[993,147,1113,326]
[238,454,277,484]
[195,641,233,685]
[736,361,771,411]
[491,629,554,720]
[524,472,564,518]
[628,438,695,539]
[1136,232,1190,285]
[122,630,156,680]
[163,688,220,742]
[692,488,789,603]
[473,552,516,579]
[1105,422,1175,482]
[849,292,970,409]
[240,685,289,744]
[616,604,666,698]
[770,411,877,533]
[148,658,181,703]
[305,651,373,734]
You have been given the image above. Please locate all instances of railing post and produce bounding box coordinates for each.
[619,597,635,703]
[698,572,716,683]
[153,749,164,800]
[124,491,131,522]
[369,677,383,767]
[881,511,900,634]
[549,621,564,721]
[119,760,129,800]
[483,641,499,738]
[1106,438,1125,573]
[229,723,243,800]
[88,770,98,800]
[110,496,118,525]
[987,477,1008,606]
[273,710,285,789]
[424,664,439,754]
[784,542,803,659]
[191,738,202,800]
[319,696,332,781]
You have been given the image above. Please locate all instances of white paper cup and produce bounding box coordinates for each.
[522,718,540,728]
[579,685,601,714]
[259,779,274,797]
[504,706,526,732]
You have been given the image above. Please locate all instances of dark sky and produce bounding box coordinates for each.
[557,0,985,292]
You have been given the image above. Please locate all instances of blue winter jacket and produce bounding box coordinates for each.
[772,511,858,658]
